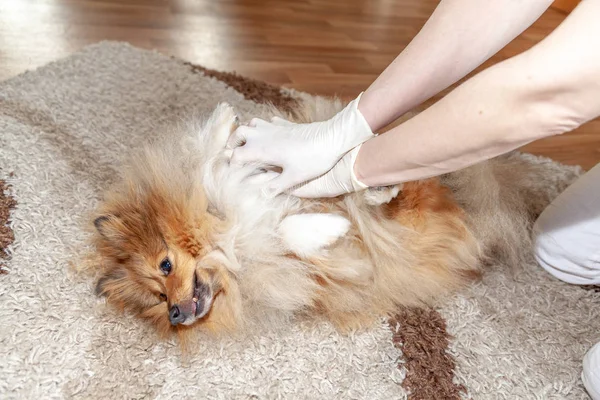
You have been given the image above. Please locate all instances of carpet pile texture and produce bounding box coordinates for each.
[0,42,598,399]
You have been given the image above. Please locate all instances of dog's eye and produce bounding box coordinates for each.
[159,293,167,301]
[159,258,172,275]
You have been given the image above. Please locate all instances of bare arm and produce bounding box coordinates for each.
[359,0,554,131]
[355,0,600,187]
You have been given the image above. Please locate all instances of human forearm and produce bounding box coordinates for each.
[356,62,550,186]
[359,0,553,131]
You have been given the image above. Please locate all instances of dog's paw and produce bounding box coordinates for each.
[203,102,239,158]
[278,213,351,258]
[213,102,238,124]
[364,185,402,206]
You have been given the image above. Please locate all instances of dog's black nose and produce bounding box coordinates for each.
[169,304,185,326]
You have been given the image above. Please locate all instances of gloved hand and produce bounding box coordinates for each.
[228,93,374,195]
[290,145,368,198]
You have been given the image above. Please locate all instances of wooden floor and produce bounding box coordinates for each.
[1,0,598,169]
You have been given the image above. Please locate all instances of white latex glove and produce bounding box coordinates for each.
[228,93,374,194]
[289,144,368,198]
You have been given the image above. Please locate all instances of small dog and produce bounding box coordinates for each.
[92,100,523,341]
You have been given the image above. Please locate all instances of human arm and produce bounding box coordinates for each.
[293,0,600,197]
[230,0,554,195]
[359,0,554,132]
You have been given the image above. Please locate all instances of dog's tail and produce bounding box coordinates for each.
[442,152,582,269]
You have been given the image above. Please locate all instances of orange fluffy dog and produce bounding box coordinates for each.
[92,101,484,341]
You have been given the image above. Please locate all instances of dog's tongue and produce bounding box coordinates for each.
[178,299,197,317]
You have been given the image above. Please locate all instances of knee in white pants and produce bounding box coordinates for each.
[533,223,600,285]
[533,163,600,286]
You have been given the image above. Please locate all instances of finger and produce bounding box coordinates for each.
[289,169,348,198]
[229,146,256,166]
[289,178,327,198]
[230,144,280,167]
[291,183,341,198]
[248,117,270,128]
[289,183,315,198]
[270,116,296,127]
[245,169,280,185]
[226,125,253,149]
[265,172,300,197]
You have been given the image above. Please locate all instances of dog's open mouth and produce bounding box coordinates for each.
[169,273,215,326]
[192,272,213,319]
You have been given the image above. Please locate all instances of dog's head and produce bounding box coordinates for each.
[92,104,243,337]
[92,182,238,336]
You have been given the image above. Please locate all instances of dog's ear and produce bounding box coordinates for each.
[94,215,114,236]
[94,215,125,244]
[95,268,127,296]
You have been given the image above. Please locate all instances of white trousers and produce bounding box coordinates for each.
[533,163,600,400]
[533,163,600,286]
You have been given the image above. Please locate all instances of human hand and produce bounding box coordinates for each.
[228,94,374,194]
[290,144,368,198]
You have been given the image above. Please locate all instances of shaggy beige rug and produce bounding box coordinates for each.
[0,42,598,399]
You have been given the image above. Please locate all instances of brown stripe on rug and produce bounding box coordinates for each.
[0,173,16,274]
[389,307,465,400]
[183,61,299,114]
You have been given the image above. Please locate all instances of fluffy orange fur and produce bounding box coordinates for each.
[91,102,483,343]
[93,162,240,340]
